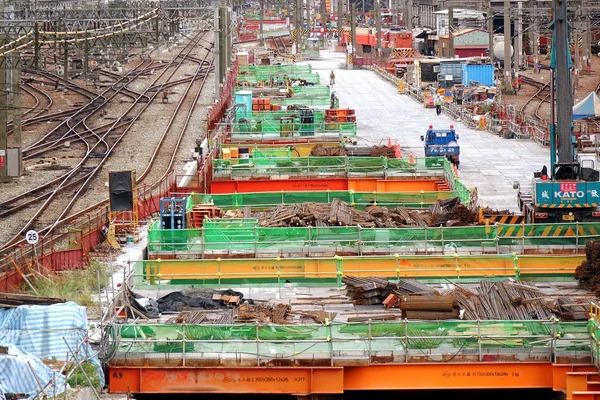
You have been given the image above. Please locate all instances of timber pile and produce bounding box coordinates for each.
[343,276,397,305]
[448,280,554,320]
[555,296,592,321]
[231,199,432,228]
[310,145,347,157]
[575,240,600,295]
[344,145,396,158]
[236,303,291,324]
[222,197,478,228]
[0,293,66,308]
[430,198,477,226]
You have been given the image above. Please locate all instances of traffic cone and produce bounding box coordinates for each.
[409,152,415,165]
[387,137,392,148]
[394,141,402,158]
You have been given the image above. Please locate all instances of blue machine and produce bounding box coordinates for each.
[420,125,460,167]
[160,197,186,229]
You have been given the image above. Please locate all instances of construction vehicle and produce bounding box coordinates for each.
[420,125,460,167]
[513,0,600,224]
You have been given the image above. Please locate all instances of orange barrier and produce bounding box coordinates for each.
[210,178,442,193]
[108,363,596,395]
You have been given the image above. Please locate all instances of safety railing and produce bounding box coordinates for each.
[588,302,600,371]
[230,121,357,136]
[186,190,464,212]
[212,156,443,181]
[147,220,600,256]
[107,320,590,367]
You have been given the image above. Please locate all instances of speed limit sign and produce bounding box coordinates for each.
[26,230,39,245]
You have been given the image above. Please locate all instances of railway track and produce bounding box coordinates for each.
[270,36,288,56]
[0,30,213,251]
[520,75,551,121]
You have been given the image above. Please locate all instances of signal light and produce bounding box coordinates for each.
[534,212,548,219]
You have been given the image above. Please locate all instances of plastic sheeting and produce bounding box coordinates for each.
[0,344,69,399]
[0,302,104,393]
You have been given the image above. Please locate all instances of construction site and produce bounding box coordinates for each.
[1,0,600,399]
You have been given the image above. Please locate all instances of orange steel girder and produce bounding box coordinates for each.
[108,363,598,395]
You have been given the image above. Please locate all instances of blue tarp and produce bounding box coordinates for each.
[0,344,69,399]
[573,92,600,119]
[0,302,104,398]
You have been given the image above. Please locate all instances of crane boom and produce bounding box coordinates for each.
[552,0,574,164]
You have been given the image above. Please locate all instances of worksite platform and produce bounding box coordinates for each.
[298,53,550,211]
[106,53,599,399]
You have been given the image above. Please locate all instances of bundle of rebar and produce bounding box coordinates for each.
[343,276,397,305]
[448,280,554,320]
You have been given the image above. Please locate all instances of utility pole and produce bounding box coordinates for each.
[406,0,412,31]
[488,3,494,62]
[349,3,356,69]
[214,7,220,101]
[12,54,21,148]
[321,0,327,48]
[503,0,511,87]
[375,0,382,57]
[448,6,454,58]
[337,0,342,32]
[296,0,302,54]
[63,40,68,82]
[259,0,264,45]
[514,0,522,70]
[0,35,9,183]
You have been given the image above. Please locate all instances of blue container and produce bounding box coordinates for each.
[461,64,494,87]
[235,90,253,121]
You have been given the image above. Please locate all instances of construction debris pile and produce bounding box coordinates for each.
[128,288,248,318]
[575,240,600,295]
[341,276,591,321]
[310,145,347,156]
[448,280,555,320]
[224,197,478,228]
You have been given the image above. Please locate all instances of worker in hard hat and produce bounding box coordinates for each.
[329,70,335,86]
[434,92,443,115]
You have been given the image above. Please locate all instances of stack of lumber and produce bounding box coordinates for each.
[398,296,460,320]
[396,279,440,296]
[310,145,347,157]
[555,296,592,321]
[344,145,396,158]
[430,197,477,226]
[343,276,397,305]
[448,280,554,320]
[242,199,431,228]
[236,303,291,324]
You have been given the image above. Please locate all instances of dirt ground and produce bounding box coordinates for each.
[505,54,600,122]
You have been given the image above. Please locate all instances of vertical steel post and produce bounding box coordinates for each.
[503,0,511,87]
[0,35,8,183]
[448,6,454,58]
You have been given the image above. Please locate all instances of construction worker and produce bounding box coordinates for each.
[434,92,443,116]
[329,70,335,86]
[517,76,522,91]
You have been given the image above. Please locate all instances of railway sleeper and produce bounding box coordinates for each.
[88,152,107,158]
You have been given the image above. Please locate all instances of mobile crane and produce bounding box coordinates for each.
[514,0,600,224]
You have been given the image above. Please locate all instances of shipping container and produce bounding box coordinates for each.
[413,59,440,87]
[461,63,494,87]
[438,59,465,88]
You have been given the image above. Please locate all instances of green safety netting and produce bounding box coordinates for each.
[237,65,320,85]
[109,320,589,356]
[186,190,460,212]
[231,121,357,136]
[148,219,600,253]
[213,156,440,181]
